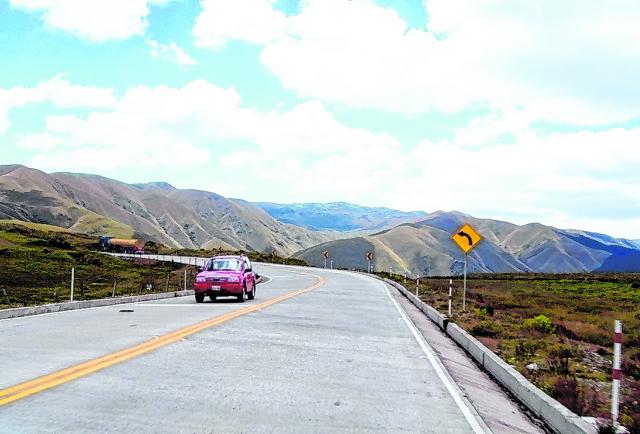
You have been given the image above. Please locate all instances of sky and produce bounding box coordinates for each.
[1,0,639,238]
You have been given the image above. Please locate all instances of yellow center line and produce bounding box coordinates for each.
[0,273,325,407]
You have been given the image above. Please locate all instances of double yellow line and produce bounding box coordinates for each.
[0,274,325,407]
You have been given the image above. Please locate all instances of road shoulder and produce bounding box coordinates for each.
[388,282,548,434]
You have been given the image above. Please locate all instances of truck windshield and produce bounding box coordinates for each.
[205,259,241,271]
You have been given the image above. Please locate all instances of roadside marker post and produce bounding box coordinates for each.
[112,280,117,297]
[70,267,75,302]
[330,260,333,269]
[322,251,329,268]
[612,320,623,425]
[416,275,419,297]
[184,269,187,291]
[365,252,373,273]
[448,279,453,317]
[451,223,482,312]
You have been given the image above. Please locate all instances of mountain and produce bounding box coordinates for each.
[255,201,426,232]
[295,211,640,275]
[0,165,336,254]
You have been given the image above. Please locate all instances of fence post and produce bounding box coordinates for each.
[612,320,623,425]
[70,267,75,302]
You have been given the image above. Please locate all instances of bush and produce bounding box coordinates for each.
[474,307,489,319]
[515,340,541,359]
[521,315,556,334]
[470,320,502,337]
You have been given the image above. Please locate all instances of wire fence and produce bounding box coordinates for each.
[0,259,199,309]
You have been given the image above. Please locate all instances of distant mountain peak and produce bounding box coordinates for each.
[133,181,176,190]
[255,201,427,232]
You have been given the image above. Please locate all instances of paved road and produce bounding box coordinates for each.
[1,262,489,433]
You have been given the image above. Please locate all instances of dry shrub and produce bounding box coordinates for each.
[553,379,581,414]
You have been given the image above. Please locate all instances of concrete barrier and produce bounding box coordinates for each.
[384,278,449,330]
[0,290,195,320]
[378,276,596,434]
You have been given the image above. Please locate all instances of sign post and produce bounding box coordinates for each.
[366,252,373,273]
[322,251,329,268]
[451,223,482,311]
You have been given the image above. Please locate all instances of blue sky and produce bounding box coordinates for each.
[1,0,639,237]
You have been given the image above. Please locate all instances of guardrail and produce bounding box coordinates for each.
[381,277,596,434]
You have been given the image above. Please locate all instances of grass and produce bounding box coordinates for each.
[385,272,640,432]
[0,222,195,308]
[69,211,135,238]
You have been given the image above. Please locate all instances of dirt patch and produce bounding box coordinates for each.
[0,237,15,247]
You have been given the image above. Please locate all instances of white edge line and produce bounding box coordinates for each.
[377,279,491,434]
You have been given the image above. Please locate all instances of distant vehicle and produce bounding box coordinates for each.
[193,255,256,303]
[99,236,145,254]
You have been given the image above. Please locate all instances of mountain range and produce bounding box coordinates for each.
[254,202,426,232]
[0,165,337,255]
[2,164,639,274]
[295,211,640,275]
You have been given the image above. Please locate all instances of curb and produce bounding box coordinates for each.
[0,290,195,320]
[377,276,596,434]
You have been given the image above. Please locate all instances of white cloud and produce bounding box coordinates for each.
[193,0,287,50]
[0,75,116,134]
[11,79,400,180]
[8,0,174,41]
[146,39,197,66]
[399,126,640,236]
[194,0,640,125]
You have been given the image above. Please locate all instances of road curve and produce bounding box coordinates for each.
[0,262,488,433]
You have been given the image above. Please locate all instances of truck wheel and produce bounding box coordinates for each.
[195,293,205,303]
[248,283,255,300]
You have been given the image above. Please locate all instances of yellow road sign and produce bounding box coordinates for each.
[452,223,482,254]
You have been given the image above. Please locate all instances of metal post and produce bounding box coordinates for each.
[70,267,75,302]
[184,269,187,292]
[612,320,623,425]
[463,254,467,311]
[368,260,371,273]
[448,278,453,317]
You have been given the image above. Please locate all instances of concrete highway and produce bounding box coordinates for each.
[0,262,500,433]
